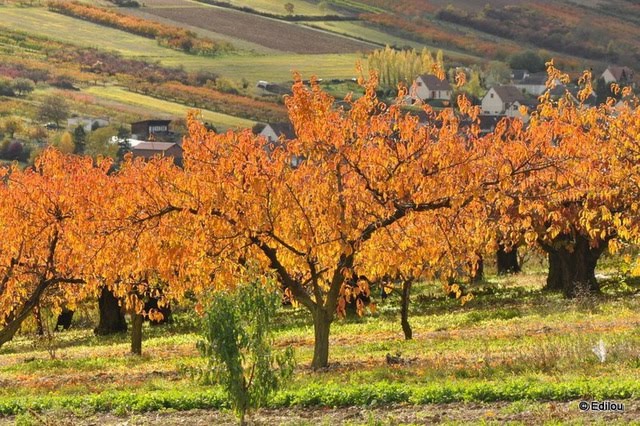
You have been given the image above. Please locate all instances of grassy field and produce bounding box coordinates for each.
[1,262,639,424]
[84,86,255,130]
[0,6,366,82]
[181,53,365,81]
[144,0,334,16]
[0,7,179,60]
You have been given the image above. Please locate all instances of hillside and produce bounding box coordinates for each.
[329,0,640,69]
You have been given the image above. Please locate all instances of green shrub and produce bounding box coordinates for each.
[197,281,295,425]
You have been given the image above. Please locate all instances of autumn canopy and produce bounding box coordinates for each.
[0,70,639,368]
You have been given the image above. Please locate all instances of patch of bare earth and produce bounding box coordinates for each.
[2,402,638,425]
[141,5,374,53]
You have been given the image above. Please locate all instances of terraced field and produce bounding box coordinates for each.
[0,7,177,60]
[141,2,375,53]
[85,86,255,130]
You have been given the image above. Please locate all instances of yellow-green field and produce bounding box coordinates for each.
[144,0,333,16]
[85,86,255,130]
[0,7,177,59]
[0,6,365,82]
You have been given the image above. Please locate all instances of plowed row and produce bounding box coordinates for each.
[143,5,374,54]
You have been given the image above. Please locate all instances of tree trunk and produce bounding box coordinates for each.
[0,281,49,348]
[497,245,520,275]
[545,250,564,291]
[131,313,143,355]
[34,303,44,336]
[311,308,332,369]
[55,309,74,331]
[471,255,484,283]
[400,280,413,340]
[94,287,127,336]
[543,235,605,297]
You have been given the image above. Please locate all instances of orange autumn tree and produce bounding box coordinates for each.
[89,154,202,354]
[358,206,487,340]
[491,67,640,297]
[0,150,113,347]
[179,75,551,368]
[0,150,196,353]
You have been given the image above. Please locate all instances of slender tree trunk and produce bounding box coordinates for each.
[94,287,127,336]
[471,255,484,283]
[55,309,74,331]
[311,308,332,369]
[131,313,143,355]
[543,235,605,297]
[34,303,44,336]
[400,280,413,340]
[0,281,49,348]
[497,245,520,275]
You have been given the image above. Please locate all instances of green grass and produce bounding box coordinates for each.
[326,0,386,13]
[0,7,179,59]
[207,0,334,16]
[0,377,638,416]
[173,52,366,81]
[302,21,424,49]
[84,86,255,130]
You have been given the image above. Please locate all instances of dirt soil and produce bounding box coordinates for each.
[2,401,638,425]
[141,3,375,54]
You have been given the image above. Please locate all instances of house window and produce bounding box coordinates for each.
[431,91,436,98]
[149,125,167,133]
[417,82,422,86]
[490,93,494,98]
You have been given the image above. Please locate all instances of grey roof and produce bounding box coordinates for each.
[517,72,547,85]
[418,74,452,91]
[549,85,597,105]
[266,122,296,139]
[491,85,527,103]
[131,119,172,126]
[511,69,529,80]
[605,66,634,81]
[131,142,180,152]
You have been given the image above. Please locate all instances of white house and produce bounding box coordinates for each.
[67,117,110,132]
[258,122,302,167]
[481,85,529,117]
[259,122,296,144]
[513,72,547,96]
[601,66,634,84]
[411,74,452,101]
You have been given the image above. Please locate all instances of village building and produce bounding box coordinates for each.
[258,122,296,144]
[513,72,547,96]
[130,140,183,165]
[258,122,302,167]
[481,85,531,118]
[411,74,453,101]
[601,66,634,84]
[131,119,173,141]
